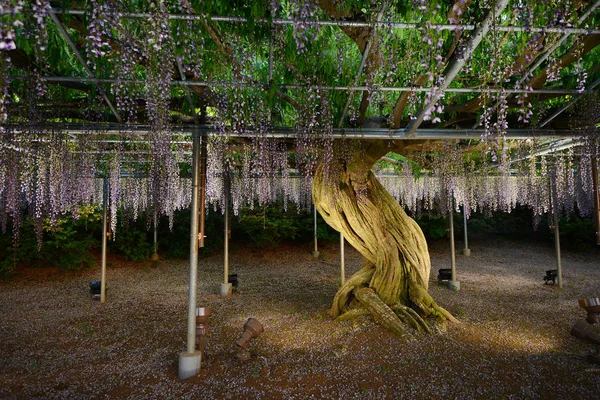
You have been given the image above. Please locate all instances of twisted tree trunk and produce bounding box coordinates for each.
[313,141,456,335]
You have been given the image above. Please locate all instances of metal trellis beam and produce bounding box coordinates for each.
[48,11,122,123]
[50,8,600,35]
[337,1,387,128]
[46,125,582,140]
[405,0,511,137]
[471,0,600,129]
[538,77,600,128]
[22,75,589,95]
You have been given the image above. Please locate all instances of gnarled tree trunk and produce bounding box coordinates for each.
[313,141,456,335]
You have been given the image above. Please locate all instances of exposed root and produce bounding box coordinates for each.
[335,308,370,321]
[331,267,373,317]
[409,279,459,324]
[354,287,406,338]
[390,304,432,334]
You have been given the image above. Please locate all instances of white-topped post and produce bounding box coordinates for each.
[178,130,203,380]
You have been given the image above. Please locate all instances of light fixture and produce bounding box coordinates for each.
[578,298,600,324]
[236,318,263,361]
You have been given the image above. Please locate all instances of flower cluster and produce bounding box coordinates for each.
[0,1,23,51]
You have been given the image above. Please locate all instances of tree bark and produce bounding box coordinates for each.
[312,141,456,331]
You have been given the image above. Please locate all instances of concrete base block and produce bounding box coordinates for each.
[178,351,202,380]
[448,280,461,291]
[220,283,232,298]
[151,253,160,261]
[462,248,471,257]
[312,251,320,258]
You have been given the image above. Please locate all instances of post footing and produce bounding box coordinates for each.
[178,351,202,380]
[448,280,461,291]
[220,283,232,298]
[462,248,471,256]
[312,251,320,258]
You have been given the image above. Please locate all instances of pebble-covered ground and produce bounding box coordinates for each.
[1,233,599,399]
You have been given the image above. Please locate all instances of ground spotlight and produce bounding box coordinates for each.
[236,318,263,361]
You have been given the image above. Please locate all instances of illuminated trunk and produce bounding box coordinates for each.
[313,141,456,335]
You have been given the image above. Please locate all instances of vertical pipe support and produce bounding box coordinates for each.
[551,173,563,288]
[178,130,203,380]
[313,206,320,257]
[220,172,232,298]
[462,206,471,256]
[151,212,159,260]
[592,156,600,246]
[199,134,208,248]
[448,207,460,291]
[340,232,345,285]
[100,177,108,303]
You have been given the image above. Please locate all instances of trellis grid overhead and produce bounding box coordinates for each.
[1,0,600,235]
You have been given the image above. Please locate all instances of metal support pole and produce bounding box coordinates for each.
[550,174,563,289]
[151,212,159,260]
[100,177,108,303]
[462,206,470,256]
[178,130,202,380]
[153,212,158,253]
[224,180,229,283]
[592,156,600,246]
[313,206,319,257]
[199,135,207,248]
[340,232,345,285]
[220,173,232,297]
[448,208,460,291]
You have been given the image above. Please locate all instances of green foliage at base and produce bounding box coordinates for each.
[413,214,449,240]
[557,214,596,252]
[43,218,98,270]
[231,203,316,248]
[0,207,102,278]
[111,227,154,261]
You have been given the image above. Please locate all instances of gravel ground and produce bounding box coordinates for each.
[1,233,600,399]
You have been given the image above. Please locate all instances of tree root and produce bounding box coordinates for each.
[354,287,406,338]
[409,279,459,324]
[390,304,432,334]
[335,308,370,321]
[331,267,374,317]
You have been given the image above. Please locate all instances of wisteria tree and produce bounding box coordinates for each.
[1,0,599,334]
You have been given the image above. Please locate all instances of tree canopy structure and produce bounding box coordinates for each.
[1,0,599,333]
